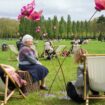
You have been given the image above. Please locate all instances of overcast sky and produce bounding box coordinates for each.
[0,0,105,21]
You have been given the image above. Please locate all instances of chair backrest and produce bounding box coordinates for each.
[0,64,19,87]
[86,55,105,92]
[55,45,66,55]
[8,45,18,54]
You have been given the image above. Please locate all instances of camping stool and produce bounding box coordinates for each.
[17,70,39,93]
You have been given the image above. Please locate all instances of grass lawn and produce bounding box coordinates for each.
[0,39,105,105]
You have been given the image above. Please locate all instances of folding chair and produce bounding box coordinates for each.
[0,64,26,105]
[84,54,105,105]
[8,45,18,55]
[55,45,66,56]
[8,45,18,61]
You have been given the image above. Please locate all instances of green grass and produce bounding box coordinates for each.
[0,39,105,105]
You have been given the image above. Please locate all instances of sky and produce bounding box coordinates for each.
[0,0,105,21]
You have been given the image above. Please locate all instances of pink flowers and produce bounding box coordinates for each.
[95,0,105,11]
[18,0,42,21]
[28,10,43,21]
[35,26,41,32]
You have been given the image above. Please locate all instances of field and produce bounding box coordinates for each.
[0,39,105,105]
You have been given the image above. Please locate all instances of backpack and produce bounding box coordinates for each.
[66,81,85,103]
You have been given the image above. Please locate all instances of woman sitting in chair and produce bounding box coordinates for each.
[44,41,55,60]
[66,48,99,103]
[18,34,49,90]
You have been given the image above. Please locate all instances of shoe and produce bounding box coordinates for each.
[90,89,99,96]
[40,86,48,90]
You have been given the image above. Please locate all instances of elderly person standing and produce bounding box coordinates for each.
[18,34,49,90]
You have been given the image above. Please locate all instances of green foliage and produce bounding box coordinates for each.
[46,18,53,38]
[72,21,77,37]
[97,15,105,24]
[0,18,19,38]
[67,15,71,39]
[59,17,66,38]
[52,16,59,38]
[96,15,105,34]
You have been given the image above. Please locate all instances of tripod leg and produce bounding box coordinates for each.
[48,67,60,94]
[48,56,66,94]
[56,56,67,90]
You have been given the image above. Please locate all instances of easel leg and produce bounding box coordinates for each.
[48,56,67,94]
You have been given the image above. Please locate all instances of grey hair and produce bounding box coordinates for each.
[22,34,33,44]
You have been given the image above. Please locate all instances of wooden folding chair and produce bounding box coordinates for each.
[84,54,105,105]
[8,45,18,55]
[55,45,66,56]
[8,45,18,61]
[0,64,26,105]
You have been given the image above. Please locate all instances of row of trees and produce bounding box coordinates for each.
[0,15,105,39]
[0,18,19,38]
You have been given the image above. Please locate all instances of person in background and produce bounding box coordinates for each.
[66,48,87,103]
[66,48,99,103]
[44,41,55,60]
[16,37,23,51]
[18,34,49,90]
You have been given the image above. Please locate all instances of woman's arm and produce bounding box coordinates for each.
[24,53,41,65]
[75,65,84,87]
[20,47,42,65]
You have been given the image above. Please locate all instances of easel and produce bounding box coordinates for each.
[39,31,67,95]
[46,40,67,95]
